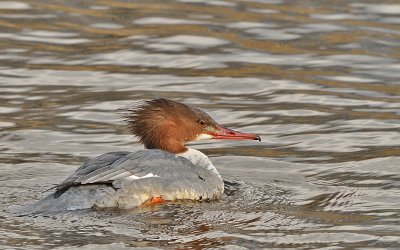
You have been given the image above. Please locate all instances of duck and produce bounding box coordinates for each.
[14,98,260,213]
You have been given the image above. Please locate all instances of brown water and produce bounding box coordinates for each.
[1,0,400,249]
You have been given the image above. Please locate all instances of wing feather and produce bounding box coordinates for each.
[76,149,196,184]
[81,169,131,184]
[55,149,201,197]
[54,151,130,197]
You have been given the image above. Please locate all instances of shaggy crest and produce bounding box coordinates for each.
[122,99,218,153]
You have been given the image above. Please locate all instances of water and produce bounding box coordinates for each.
[1,0,399,249]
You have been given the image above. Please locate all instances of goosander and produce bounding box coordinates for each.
[16,99,260,213]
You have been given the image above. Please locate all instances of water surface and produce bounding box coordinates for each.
[1,0,400,249]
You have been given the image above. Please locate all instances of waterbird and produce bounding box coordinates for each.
[14,98,260,213]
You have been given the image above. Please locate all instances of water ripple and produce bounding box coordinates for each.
[0,0,399,249]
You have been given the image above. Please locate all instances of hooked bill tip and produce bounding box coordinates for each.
[254,135,261,142]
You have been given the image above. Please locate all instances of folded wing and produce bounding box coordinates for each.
[54,149,201,197]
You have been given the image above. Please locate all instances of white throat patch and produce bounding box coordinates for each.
[195,133,213,140]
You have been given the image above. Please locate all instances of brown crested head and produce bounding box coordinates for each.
[122,99,261,154]
[123,99,218,153]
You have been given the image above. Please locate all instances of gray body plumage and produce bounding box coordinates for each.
[11,148,224,214]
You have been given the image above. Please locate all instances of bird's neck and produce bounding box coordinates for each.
[144,137,187,154]
[177,148,222,180]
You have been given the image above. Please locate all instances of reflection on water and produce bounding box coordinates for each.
[0,0,399,249]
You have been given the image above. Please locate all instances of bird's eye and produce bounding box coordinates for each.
[198,119,206,126]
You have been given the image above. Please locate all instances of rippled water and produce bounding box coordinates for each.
[1,0,400,249]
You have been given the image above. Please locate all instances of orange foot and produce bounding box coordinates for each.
[144,196,165,206]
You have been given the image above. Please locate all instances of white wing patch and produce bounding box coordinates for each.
[126,173,159,180]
